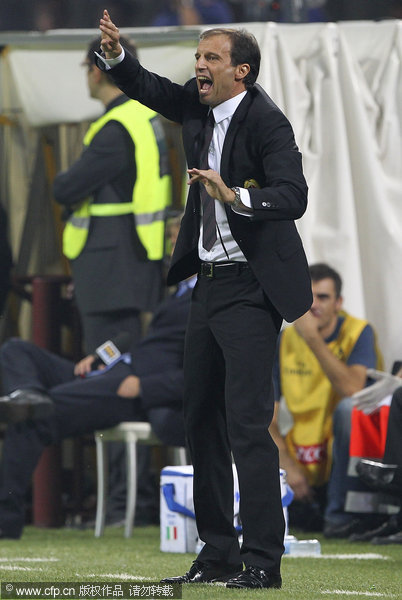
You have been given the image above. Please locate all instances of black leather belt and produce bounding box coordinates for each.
[199,261,249,278]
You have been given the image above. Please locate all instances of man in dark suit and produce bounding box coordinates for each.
[98,11,312,589]
[0,269,192,539]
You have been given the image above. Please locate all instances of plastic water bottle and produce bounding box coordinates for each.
[284,536,321,556]
[284,535,297,554]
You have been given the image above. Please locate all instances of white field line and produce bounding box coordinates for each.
[286,553,389,560]
[322,591,396,597]
[0,557,59,562]
[0,566,42,571]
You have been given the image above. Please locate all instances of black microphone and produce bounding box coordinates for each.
[91,331,132,371]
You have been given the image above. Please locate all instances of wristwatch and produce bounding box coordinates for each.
[231,187,242,209]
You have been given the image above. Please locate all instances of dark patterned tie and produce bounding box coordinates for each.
[200,111,217,251]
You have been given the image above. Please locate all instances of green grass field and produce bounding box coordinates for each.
[0,526,401,600]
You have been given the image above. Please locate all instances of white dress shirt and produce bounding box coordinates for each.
[200,93,252,263]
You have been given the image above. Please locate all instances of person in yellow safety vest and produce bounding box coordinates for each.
[269,263,384,538]
[54,36,171,355]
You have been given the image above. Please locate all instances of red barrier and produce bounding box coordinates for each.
[31,276,70,527]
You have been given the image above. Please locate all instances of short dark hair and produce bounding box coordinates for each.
[199,28,261,89]
[86,35,138,83]
[309,263,342,298]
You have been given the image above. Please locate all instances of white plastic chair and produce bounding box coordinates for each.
[94,421,186,538]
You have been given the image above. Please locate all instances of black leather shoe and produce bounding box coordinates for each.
[323,518,370,539]
[356,459,398,491]
[0,389,54,423]
[349,516,400,542]
[226,566,282,589]
[160,560,243,584]
[371,530,402,545]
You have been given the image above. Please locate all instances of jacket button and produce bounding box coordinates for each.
[262,202,267,207]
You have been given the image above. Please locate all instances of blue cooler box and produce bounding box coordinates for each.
[160,465,293,553]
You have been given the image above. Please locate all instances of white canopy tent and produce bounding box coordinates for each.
[0,20,401,368]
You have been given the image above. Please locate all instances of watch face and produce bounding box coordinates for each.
[232,188,241,207]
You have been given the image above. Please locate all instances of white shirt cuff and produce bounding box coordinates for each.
[231,188,253,217]
[95,48,125,70]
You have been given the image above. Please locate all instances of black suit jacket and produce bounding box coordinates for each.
[108,53,312,322]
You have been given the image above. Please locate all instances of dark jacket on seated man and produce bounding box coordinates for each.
[0,283,192,539]
[351,385,402,544]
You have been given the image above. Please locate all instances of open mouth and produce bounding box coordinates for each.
[198,76,213,94]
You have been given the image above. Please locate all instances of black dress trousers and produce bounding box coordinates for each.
[183,266,285,573]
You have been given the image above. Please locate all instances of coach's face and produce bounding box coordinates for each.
[195,34,249,107]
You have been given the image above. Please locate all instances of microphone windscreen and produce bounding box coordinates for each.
[95,331,132,366]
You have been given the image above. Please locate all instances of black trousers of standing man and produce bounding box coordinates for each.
[184,264,284,573]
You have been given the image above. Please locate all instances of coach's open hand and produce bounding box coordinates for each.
[99,9,122,59]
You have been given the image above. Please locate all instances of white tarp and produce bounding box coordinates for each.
[1,21,401,368]
[6,42,197,125]
[8,49,102,125]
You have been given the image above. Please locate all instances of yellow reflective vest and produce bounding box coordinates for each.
[63,99,171,260]
[279,312,383,487]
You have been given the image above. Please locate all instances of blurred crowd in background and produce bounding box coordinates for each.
[1,0,402,32]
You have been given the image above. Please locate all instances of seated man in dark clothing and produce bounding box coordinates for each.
[0,264,194,539]
[351,384,402,544]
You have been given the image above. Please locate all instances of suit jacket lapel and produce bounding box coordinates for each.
[189,118,205,161]
[220,91,253,182]
[184,103,209,168]
[185,110,209,217]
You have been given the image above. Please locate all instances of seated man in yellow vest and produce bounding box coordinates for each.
[270,263,383,538]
